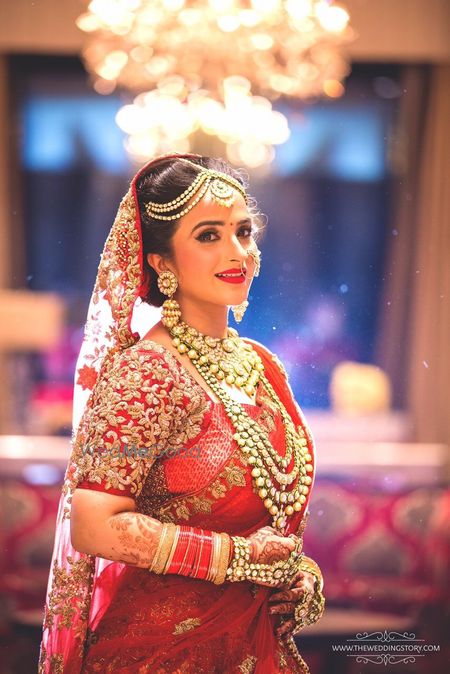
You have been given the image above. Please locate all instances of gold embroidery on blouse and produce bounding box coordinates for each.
[137,341,212,447]
[238,654,258,673]
[173,617,202,635]
[157,452,248,522]
[72,343,210,498]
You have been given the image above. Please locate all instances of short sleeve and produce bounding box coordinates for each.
[76,347,179,498]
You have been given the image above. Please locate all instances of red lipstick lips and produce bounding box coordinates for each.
[215,267,247,284]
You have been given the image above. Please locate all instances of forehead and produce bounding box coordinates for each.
[176,189,250,233]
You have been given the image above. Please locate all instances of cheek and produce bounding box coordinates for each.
[175,243,220,282]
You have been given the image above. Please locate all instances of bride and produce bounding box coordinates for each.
[39,153,325,674]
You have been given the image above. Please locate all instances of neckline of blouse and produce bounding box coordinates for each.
[136,338,262,410]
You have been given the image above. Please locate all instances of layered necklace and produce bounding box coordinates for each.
[168,320,313,531]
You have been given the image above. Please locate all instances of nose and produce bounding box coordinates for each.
[227,232,247,268]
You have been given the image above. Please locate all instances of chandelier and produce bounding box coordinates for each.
[77,0,355,167]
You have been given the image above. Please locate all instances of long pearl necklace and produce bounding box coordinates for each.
[168,321,313,531]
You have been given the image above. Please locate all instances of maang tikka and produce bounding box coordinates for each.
[231,243,262,323]
[157,270,181,328]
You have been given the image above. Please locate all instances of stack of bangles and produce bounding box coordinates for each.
[148,523,305,588]
[149,523,232,585]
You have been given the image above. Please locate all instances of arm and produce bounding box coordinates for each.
[70,490,301,585]
[71,488,162,567]
[71,349,233,582]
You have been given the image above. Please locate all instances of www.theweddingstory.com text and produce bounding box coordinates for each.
[81,443,202,459]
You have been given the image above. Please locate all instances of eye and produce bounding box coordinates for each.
[196,229,219,242]
[238,225,254,238]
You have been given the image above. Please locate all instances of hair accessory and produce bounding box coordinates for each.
[145,163,248,221]
[157,270,181,328]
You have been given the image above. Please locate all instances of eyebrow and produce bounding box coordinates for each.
[191,218,252,234]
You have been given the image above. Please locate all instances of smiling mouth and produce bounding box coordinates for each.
[215,271,247,284]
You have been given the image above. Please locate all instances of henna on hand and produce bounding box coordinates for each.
[106,512,163,567]
[269,601,296,615]
[268,585,307,604]
[276,617,295,638]
[248,526,297,564]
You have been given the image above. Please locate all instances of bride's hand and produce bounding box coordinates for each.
[267,569,316,638]
[246,526,301,588]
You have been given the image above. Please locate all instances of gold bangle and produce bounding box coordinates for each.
[213,533,231,585]
[300,556,324,592]
[161,524,179,574]
[153,524,177,575]
[207,532,220,582]
[149,523,169,573]
[294,588,325,631]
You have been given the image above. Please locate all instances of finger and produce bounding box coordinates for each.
[290,586,309,602]
[274,586,306,604]
[269,589,295,602]
[287,571,304,589]
[276,618,295,638]
[281,536,296,552]
[301,571,317,591]
[269,602,295,615]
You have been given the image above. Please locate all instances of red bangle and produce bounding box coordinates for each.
[165,526,215,581]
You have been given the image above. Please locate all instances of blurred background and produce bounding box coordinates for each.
[0,1,449,672]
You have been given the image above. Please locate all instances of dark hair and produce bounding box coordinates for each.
[136,155,264,307]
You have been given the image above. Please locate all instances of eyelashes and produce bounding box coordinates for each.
[196,225,255,242]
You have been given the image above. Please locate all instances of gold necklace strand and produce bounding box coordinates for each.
[171,322,263,397]
[194,360,311,530]
[168,325,313,530]
[170,322,303,477]
[171,322,292,472]
[171,322,299,473]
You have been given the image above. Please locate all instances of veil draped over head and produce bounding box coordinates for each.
[39,153,206,674]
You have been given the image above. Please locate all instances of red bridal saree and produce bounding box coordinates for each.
[67,338,315,674]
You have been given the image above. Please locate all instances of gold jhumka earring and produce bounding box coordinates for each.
[157,270,181,328]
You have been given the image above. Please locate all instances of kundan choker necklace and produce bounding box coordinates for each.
[167,320,313,531]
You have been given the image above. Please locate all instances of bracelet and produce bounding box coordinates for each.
[299,556,324,593]
[226,535,303,587]
[213,533,231,585]
[293,587,326,631]
[292,556,325,633]
[151,523,177,574]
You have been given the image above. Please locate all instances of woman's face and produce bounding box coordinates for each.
[149,188,258,309]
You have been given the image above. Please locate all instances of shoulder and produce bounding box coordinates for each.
[241,337,290,381]
[93,342,177,402]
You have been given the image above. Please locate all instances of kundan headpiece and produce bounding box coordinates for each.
[145,159,248,220]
